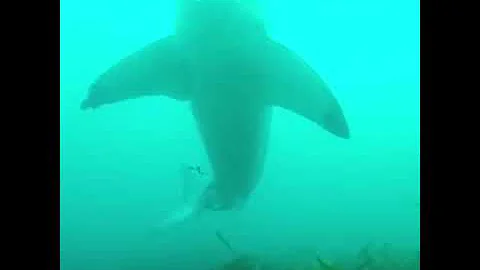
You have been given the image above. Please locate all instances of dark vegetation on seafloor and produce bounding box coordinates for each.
[213,231,420,270]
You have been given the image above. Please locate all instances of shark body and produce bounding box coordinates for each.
[81,0,350,213]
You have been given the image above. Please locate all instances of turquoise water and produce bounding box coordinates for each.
[60,1,420,269]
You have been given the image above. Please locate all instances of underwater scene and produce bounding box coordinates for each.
[60,0,420,269]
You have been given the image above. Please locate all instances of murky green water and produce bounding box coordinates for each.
[60,1,419,269]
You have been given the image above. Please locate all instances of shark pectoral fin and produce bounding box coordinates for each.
[81,35,191,110]
[266,40,350,139]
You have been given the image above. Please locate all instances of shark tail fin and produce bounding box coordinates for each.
[155,203,198,229]
[155,164,209,229]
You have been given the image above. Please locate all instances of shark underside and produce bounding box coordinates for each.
[81,0,350,216]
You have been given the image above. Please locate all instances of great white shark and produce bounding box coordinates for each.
[81,0,350,220]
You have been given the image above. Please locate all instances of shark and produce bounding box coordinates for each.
[81,0,350,222]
